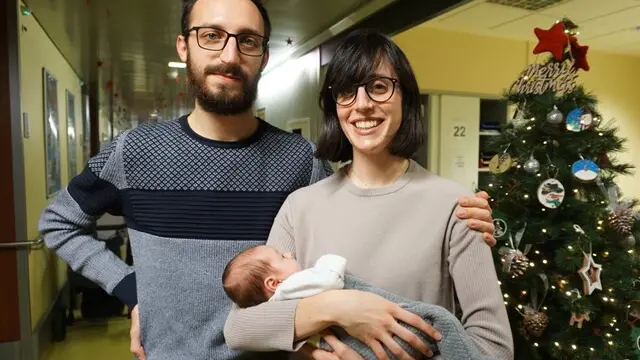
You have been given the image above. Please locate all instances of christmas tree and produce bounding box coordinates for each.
[481,18,640,360]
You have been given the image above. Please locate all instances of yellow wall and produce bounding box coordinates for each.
[19,8,84,329]
[394,26,640,199]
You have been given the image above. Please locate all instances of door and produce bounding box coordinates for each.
[437,94,480,190]
[0,0,33,359]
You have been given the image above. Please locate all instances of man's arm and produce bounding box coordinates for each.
[448,203,514,360]
[309,141,334,185]
[38,132,137,309]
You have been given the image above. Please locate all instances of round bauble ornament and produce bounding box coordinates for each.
[566,107,593,132]
[494,218,508,239]
[523,155,540,174]
[566,107,583,132]
[489,153,512,174]
[537,178,565,209]
[571,159,600,182]
[580,112,594,130]
[621,234,636,250]
[546,106,564,125]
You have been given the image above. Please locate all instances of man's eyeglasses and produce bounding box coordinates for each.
[187,27,268,57]
[329,77,399,106]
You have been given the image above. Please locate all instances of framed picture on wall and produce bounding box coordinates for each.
[66,90,77,180]
[256,107,266,120]
[286,118,311,140]
[81,91,91,164]
[43,68,61,198]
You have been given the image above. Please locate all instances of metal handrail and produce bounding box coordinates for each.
[0,236,44,249]
[95,224,127,231]
[0,224,127,250]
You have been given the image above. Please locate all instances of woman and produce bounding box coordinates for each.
[224,29,513,360]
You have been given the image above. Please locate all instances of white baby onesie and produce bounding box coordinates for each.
[269,254,347,301]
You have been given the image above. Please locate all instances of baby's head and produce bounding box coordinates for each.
[222,245,302,308]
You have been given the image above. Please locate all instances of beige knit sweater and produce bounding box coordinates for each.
[224,160,514,360]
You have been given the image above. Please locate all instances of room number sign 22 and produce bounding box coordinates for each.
[453,125,466,138]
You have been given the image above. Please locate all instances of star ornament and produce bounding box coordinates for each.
[578,252,602,295]
[569,36,590,71]
[533,22,569,61]
[570,312,591,328]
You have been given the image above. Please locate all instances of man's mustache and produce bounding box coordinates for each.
[204,64,248,83]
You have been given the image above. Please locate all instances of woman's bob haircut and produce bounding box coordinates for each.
[315,28,424,163]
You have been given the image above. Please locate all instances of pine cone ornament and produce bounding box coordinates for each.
[501,251,529,277]
[523,311,548,337]
[608,209,634,235]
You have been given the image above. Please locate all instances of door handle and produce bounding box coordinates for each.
[0,236,44,249]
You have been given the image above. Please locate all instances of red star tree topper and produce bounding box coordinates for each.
[533,22,568,61]
[532,19,590,72]
[569,37,589,71]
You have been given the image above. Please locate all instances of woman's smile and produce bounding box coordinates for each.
[351,117,385,136]
[353,119,382,129]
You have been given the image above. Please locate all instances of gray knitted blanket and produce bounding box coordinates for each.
[317,275,497,360]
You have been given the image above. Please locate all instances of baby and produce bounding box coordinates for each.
[222,245,346,308]
[222,245,497,360]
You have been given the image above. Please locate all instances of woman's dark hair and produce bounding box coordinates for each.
[181,0,272,42]
[315,29,424,162]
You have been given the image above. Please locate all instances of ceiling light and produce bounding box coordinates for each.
[168,62,186,69]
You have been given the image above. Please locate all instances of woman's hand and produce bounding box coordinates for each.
[325,290,440,360]
[299,331,364,360]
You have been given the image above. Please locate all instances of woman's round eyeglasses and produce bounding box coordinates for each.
[329,77,399,106]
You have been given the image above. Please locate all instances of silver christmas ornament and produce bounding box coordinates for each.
[621,234,636,250]
[546,106,564,125]
[523,155,540,174]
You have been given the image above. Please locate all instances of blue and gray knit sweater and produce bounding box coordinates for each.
[39,116,331,360]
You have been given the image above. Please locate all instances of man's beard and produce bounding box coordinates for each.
[187,56,261,115]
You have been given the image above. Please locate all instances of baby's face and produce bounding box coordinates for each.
[258,246,302,280]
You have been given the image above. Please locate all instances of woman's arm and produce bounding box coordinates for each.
[223,195,335,351]
[447,203,515,360]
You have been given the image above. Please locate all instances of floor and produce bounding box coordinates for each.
[42,316,131,360]
[39,314,640,360]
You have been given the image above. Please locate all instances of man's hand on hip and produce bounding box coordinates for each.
[130,305,146,360]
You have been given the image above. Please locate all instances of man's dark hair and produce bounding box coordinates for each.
[222,247,274,308]
[315,28,424,162]
[181,0,272,41]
